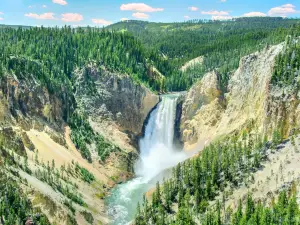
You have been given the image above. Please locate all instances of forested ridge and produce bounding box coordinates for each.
[109,17,300,90]
[0,170,51,225]
[0,26,164,94]
[1,17,300,94]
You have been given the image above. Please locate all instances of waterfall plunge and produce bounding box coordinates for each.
[106,94,187,225]
[135,94,187,181]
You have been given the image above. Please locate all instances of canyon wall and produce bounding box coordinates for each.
[0,65,159,224]
[181,42,300,150]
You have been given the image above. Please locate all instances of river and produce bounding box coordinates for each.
[105,93,188,225]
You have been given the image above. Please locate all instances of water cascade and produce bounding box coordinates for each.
[106,94,187,225]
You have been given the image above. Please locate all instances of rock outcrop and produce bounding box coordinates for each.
[0,74,66,131]
[180,70,224,149]
[74,64,159,151]
[180,43,298,150]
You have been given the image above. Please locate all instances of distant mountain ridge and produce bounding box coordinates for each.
[108,17,300,91]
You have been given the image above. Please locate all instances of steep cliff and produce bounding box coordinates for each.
[180,42,298,150]
[0,74,67,142]
[74,64,159,151]
[180,70,224,149]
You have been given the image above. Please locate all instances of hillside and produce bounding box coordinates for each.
[134,35,300,224]
[0,27,159,224]
[108,17,300,91]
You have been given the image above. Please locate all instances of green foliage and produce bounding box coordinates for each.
[95,135,120,162]
[1,19,300,93]
[272,35,300,87]
[69,112,94,162]
[64,199,76,214]
[75,163,95,184]
[272,128,283,147]
[109,18,300,91]
[229,190,299,225]
[0,26,164,93]
[0,169,51,225]
[66,214,78,225]
[134,132,280,224]
[69,111,121,162]
[80,210,94,224]
[34,165,86,207]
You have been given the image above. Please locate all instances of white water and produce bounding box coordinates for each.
[106,94,187,225]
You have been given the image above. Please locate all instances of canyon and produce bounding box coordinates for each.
[1,24,300,225]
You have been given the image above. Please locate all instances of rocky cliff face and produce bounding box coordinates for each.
[0,74,66,130]
[0,66,159,224]
[180,70,224,149]
[180,43,299,150]
[0,64,159,177]
[74,64,159,151]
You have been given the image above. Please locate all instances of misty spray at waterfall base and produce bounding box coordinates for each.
[106,94,188,225]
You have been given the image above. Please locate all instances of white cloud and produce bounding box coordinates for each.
[25,13,55,20]
[52,0,67,6]
[92,18,112,26]
[220,0,227,2]
[28,5,35,8]
[0,17,3,21]
[243,12,267,17]
[132,12,149,19]
[0,12,3,15]
[120,3,163,12]
[212,15,233,20]
[42,5,47,8]
[268,4,298,16]
[188,6,198,11]
[61,13,83,22]
[184,15,190,19]
[121,18,129,21]
[201,10,229,15]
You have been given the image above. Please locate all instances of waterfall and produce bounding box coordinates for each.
[136,94,184,180]
[106,94,187,225]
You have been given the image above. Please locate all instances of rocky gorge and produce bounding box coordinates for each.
[1,35,300,225]
[0,64,159,224]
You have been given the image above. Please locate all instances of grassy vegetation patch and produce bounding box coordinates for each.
[81,210,94,224]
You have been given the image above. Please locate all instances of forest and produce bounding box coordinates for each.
[1,17,300,95]
[0,26,166,93]
[272,36,300,87]
[109,17,300,90]
[134,127,299,224]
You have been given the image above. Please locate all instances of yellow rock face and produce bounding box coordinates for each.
[180,43,293,151]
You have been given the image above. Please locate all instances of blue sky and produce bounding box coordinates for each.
[0,0,300,26]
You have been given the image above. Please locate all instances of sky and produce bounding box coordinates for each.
[0,0,300,27]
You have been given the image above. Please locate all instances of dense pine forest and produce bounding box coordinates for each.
[272,36,300,87]
[0,26,164,94]
[109,17,300,90]
[0,173,51,225]
[1,17,300,95]
[205,189,299,225]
